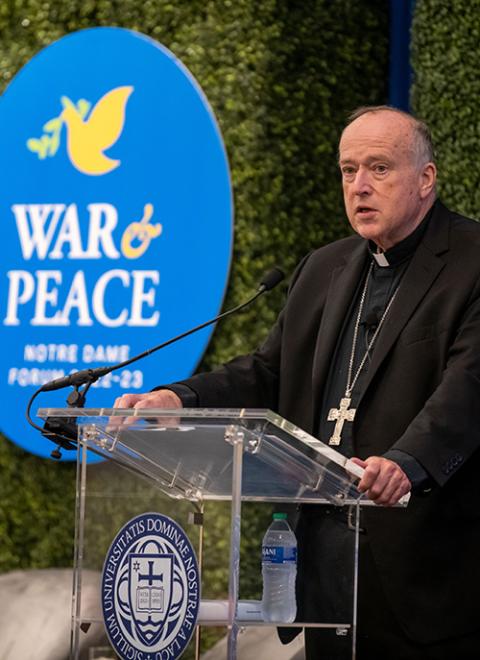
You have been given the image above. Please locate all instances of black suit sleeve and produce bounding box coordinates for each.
[391,278,480,487]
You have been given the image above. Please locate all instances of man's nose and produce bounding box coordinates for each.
[352,168,372,195]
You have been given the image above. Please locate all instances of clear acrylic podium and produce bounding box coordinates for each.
[37,407,403,660]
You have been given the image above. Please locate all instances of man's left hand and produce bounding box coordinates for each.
[350,456,411,506]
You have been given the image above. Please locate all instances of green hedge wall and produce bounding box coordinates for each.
[411,0,480,218]
[0,0,389,602]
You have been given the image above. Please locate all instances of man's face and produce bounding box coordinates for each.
[339,111,435,251]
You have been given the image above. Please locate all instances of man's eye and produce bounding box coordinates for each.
[341,167,355,176]
[374,164,388,174]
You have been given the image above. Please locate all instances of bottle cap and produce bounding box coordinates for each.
[273,512,287,520]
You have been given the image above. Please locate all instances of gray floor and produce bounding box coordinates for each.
[201,627,305,660]
[0,569,106,660]
[0,569,305,659]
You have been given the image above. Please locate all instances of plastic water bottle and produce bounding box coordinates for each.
[261,512,297,623]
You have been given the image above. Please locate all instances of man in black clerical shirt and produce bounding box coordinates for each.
[115,107,480,659]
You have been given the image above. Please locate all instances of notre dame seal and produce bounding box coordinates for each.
[101,512,200,659]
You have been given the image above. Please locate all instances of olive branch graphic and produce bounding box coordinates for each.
[26,97,91,159]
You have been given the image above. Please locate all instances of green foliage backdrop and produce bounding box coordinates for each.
[411,0,480,218]
[0,0,389,627]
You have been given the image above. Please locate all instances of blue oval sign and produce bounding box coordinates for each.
[102,512,200,659]
[0,28,233,458]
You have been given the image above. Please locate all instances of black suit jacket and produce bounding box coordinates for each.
[179,201,480,643]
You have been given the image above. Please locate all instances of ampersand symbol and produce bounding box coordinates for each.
[121,203,162,259]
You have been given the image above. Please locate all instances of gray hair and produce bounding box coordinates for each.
[345,105,435,167]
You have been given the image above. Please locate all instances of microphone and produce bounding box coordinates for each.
[40,366,111,392]
[40,267,285,393]
[258,267,284,292]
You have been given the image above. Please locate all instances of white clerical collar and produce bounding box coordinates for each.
[368,205,435,268]
[372,250,390,267]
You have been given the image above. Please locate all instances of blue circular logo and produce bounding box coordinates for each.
[0,28,232,457]
[102,512,200,659]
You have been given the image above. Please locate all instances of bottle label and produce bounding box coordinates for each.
[262,545,297,564]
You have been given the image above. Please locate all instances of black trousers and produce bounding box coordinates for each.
[297,509,480,660]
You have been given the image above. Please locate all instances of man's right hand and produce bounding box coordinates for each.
[113,389,183,411]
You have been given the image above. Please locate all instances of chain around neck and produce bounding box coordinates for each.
[345,261,399,398]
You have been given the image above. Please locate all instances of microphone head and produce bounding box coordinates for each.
[258,267,285,292]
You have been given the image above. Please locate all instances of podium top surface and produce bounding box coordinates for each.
[37,407,408,507]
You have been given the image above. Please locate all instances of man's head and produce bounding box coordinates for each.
[339,106,437,251]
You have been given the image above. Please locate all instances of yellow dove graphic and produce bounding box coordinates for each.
[60,85,133,175]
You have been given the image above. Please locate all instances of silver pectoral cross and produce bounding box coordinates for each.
[327,397,356,446]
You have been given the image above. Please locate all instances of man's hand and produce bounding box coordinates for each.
[109,390,183,429]
[113,389,182,411]
[350,456,411,506]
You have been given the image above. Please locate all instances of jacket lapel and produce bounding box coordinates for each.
[358,203,450,402]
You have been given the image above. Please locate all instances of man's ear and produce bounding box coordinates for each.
[419,162,437,199]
